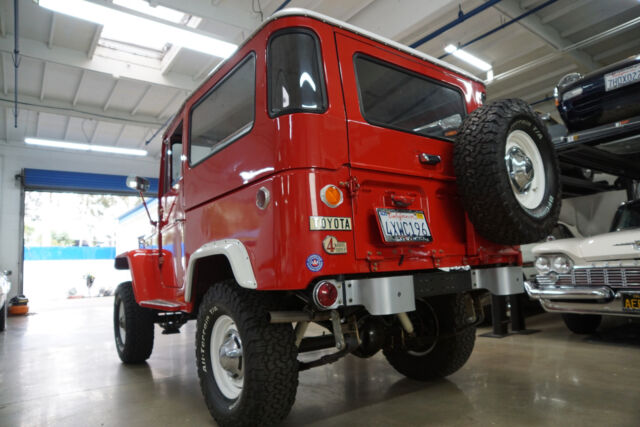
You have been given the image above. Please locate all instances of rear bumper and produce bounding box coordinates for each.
[525,281,640,316]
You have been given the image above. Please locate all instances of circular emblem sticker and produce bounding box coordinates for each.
[306,254,324,272]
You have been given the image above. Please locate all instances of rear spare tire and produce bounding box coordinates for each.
[454,99,560,244]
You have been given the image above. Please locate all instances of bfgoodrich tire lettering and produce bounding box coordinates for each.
[454,98,561,245]
[196,281,298,427]
[113,281,155,363]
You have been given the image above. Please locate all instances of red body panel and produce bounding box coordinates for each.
[123,16,520,313]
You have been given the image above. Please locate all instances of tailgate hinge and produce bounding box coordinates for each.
[340,176,360,198]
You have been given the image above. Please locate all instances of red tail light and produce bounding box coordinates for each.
[313,281,338,309]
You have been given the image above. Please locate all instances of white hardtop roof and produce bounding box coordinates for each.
[272,8,484,84]
[169,7,484,135]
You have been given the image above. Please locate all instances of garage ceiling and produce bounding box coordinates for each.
[0,0,639,159]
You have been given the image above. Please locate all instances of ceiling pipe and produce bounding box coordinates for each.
[12,0,20,128]
[274,0,293,13]
[410,0,503,49]
[439,0,558,59]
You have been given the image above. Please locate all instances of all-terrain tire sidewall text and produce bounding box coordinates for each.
[454,99,561,245]
[196,281,299,427]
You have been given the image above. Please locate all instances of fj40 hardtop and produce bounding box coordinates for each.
[114,9,560,426]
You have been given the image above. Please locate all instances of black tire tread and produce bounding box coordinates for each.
[383,294,476,380]
[454,98,561,244]
[196,281,298,427]
[114,281,155,363]
[562,313,602,334]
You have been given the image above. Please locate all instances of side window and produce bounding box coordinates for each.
[190,54,256,166]
[354,55,466,141]
[268,29,327,117]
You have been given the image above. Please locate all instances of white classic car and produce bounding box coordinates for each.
[525,200,640,333]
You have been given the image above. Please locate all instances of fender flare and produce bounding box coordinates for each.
[185,239,257,302]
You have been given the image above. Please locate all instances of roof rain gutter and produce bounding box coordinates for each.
[410,0,503,49]
[439,0,558,59]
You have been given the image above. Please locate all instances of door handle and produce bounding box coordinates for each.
[419,153,441,165]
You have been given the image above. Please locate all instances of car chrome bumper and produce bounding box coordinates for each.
[525,281,640,316]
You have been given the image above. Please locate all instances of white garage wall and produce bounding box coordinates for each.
[0,139,159,299]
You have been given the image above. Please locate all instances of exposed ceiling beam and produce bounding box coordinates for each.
[39,62,48,101]
[594,38,640,62]
[541,0,594,24]
[160,47,181,76]
[90,121,100,143]
[0,35,197,91]
[193,57,220,82]
[63,116,71,140]
[47,14,57,48]
[343,0,377,21]
[131,85,152,115]
[35,112,41,137]
[493,0,602,71]
[72,70,87,107]
[87,24,103,59]
[103,80,120,112]
[490,63,576,99]
[1,52,9,96]
[0,93,164,128]
[114,124,125,146]
[559,4,627,38]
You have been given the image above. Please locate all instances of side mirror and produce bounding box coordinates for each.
[126,176,150,193]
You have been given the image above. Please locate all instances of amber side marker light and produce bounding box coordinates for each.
[320,184,343,208]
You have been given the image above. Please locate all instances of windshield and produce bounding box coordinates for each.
[610,201,640,231]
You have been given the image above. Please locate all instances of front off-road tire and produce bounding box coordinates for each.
[454,99,561,244]
[383,294,476,380]
[562,313,602,334]
[196,281,298,427]
[113,281,155,363]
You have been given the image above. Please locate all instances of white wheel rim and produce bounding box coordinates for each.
[210,315,244,400]
[505,130,546,210]
[118,301,126,344]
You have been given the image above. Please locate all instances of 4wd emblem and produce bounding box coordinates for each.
[309,216,352,231]
[322,235,347,254]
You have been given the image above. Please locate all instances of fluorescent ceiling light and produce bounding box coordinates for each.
[486,69,494,82]
[38,0,237,58]
[444,45,492,72]
[25,138,147,157]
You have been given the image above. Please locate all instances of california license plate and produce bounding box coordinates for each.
[622,293,640,312]
[604,63,640,91]
[376,208,432,243]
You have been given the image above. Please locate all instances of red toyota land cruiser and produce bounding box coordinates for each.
[114,9,560,426]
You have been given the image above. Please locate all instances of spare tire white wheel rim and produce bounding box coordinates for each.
[210,314,244,399]
[505,130,545,210]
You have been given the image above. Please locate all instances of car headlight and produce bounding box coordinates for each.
[552,255,573,274]
[535,256,550,275]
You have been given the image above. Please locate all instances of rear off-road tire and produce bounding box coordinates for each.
[562,313,602,334]
[454,99,561,244]
[383,294,476,380]
[113,281,155,363]
[196,281,299,427]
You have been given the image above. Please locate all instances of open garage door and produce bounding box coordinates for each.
[23,168,158,195]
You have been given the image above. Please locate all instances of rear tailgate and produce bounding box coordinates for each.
[335,32,481,263]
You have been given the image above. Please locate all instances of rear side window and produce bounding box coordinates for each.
[354,55,465,141]
[190,54,256,166]
[268,29,327,117]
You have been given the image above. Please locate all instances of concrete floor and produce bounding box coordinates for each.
[1,298,640,427]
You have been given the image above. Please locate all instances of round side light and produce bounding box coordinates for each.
[320,184,343,208]
[256,187,270,210]
[313,281,339,309]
